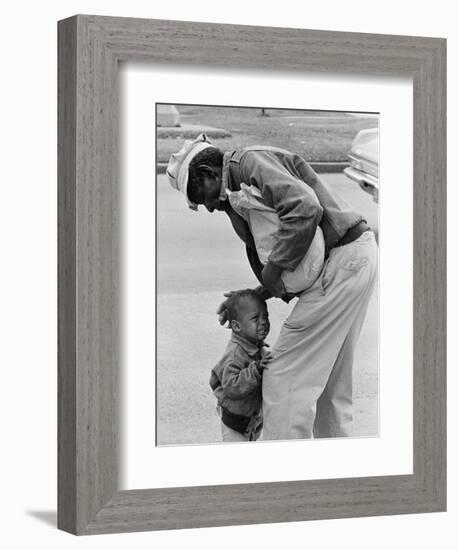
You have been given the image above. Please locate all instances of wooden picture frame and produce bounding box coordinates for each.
[58,14,446,535]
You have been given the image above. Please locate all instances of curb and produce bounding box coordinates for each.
[156,161,348,175]
[157,125,231,139]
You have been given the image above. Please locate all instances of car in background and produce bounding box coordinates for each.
[344,128,379,203]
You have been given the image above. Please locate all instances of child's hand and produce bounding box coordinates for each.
[258,351,273,372]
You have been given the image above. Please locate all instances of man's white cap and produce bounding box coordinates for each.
[166,133,213,211]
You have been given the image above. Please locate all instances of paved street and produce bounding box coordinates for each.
[156,173,379,445]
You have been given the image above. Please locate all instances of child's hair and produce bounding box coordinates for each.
[225,289,266,324]
[187,147,224,203]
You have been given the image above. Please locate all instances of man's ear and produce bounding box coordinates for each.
[230,320,241,333]
[199,164,216,179]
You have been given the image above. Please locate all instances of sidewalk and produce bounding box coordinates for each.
[156,289,378,446]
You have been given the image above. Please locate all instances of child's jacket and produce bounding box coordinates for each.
[210,333,266,422]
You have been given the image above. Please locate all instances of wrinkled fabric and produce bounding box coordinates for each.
[166,133,212,210]
[222,147,365,271]
[227,183,325,294]
[220,417,262,442]
[210,333,267,419]
[262,231,378,440]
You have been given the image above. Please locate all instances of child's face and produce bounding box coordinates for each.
[233,298,270,344]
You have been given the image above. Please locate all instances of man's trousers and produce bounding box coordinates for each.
[262,230,378,439]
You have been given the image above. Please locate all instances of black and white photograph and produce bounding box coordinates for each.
[156,103,379,446]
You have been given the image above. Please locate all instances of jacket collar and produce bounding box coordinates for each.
[220,150,243,200]
[219,151,232,202]
[230,332,263,358]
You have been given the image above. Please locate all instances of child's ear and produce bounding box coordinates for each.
[230,320,241,333]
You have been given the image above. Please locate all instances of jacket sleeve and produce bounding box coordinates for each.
[221,359,262,400]
[240,151,323,271]
[209,369,225,404]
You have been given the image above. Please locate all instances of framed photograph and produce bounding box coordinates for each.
[58,15,446,535]
[154,103,380,449]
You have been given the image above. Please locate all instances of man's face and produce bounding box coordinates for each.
[233,298,270,344]
[194,172,225,212]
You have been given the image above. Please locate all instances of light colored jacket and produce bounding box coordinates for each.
[227,183,325,294]
[222,146,365,275]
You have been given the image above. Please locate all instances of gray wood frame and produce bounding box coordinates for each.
[58,14,446,535]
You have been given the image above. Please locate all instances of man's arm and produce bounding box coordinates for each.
[240,150,323,272]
